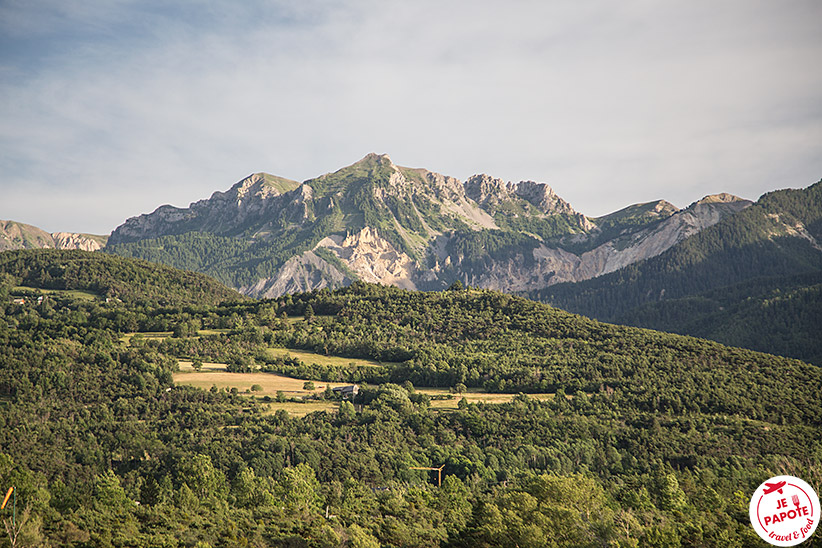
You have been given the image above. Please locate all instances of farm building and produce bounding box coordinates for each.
[332,385,359,399]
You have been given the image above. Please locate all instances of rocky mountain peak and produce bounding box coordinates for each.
[464,174,514,209]
[694,193,748,206]
[361,152,394,165]
[408,169,465,203]
[307,153,400,197]
[109,172,305,244]
[211,173,299,205]
[346,153,397,173]
[235,174,274,198]
[651,200,679,215]
[1,220,54,250]
[464,174,583,219]
[514,181,577,216]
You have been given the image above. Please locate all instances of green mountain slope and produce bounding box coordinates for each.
[0,249,244,306]
[534,181,822,363]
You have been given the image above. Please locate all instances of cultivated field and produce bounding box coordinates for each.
[121,329,233,344]
[284,314,334,325]
[177,361,350,394]
[176,361,346,415]
[175,360,555,415]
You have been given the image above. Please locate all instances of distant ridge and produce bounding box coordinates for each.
[1,219,107,251]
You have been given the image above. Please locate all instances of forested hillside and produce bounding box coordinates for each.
[1,257,820,547]
[534,181,822,364]
[619,272,822,365]
[0,249,244,306]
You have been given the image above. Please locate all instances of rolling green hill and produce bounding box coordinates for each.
[0,248,244,306]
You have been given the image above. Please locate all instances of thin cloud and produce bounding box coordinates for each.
[1,0,820,232]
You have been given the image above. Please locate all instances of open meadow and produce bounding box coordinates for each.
[264,347,386,368]
[12,285,99,301]
[175,357,555,415]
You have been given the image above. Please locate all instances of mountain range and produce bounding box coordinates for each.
[4,153,820,363]
[103,153,752,296]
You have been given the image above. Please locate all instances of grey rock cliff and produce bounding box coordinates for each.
[51,232,106,251]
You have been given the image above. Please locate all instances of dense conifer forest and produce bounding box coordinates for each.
[0,250,820,547]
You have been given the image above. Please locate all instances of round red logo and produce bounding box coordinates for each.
[750,475,819,546]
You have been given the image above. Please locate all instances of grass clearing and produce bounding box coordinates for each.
[197,328,233,336]
[175,365,556,415]
[175,365,345,417]
[263,401,338,417]
[284,314,335,325]
[120,331,173,344]
[140,331,173,339]
[419,388,555,411]
[177,361,226,372]
[266,347,387,368]
[12,286,100,301]
[121,329,232,344]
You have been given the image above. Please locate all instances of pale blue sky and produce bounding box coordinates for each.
[2,0,821,233]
